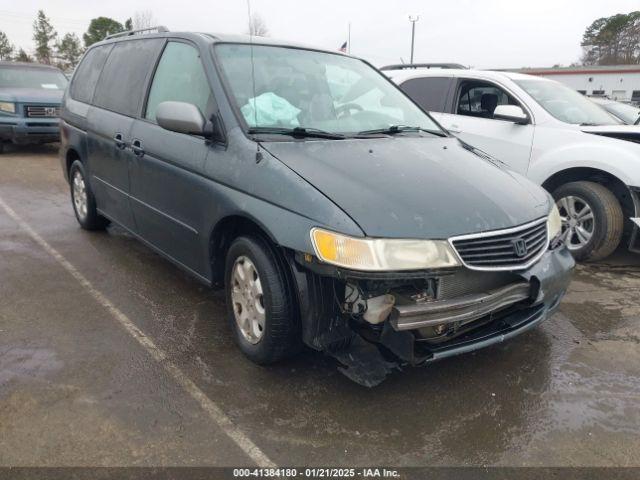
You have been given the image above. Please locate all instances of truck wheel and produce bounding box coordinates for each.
[224,235,300,364]
[553,181,623,261]
[69,160,109,230]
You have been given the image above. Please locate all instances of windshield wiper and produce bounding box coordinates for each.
[357,125,446,137]
[247,126,345,139]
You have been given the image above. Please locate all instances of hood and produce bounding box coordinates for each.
[0,87,64,104]
[581,125,640,144]
[263,136,550,239]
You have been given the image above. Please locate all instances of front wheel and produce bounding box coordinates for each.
[224,235,300,364]
[553,181,623,261]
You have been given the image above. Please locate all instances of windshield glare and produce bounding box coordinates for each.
[515,79,620,125]
[0,67,68,90]
[215,44,441,135]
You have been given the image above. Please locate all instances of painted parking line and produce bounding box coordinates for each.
[0,195,276,468]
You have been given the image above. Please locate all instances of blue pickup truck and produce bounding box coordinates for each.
[0,61,68,153]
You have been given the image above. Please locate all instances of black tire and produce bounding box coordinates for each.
[224,235,300,364]
[69,160,109,230]
[553,181,623,261]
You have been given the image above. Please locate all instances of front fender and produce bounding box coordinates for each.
[528,130,640,187]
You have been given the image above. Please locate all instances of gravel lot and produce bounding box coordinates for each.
[1,144,639,468]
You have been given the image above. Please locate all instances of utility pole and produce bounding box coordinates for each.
[348,22,351,54]
[409,15,419,64]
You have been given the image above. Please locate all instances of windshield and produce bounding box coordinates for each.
[515,79,620,125]
[214,44,442,136]
[603,101,640,125]
[0,66,68,90]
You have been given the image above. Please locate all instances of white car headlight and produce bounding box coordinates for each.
[310,228,460,271]
[547,203,562,240]
[0,102,16,114]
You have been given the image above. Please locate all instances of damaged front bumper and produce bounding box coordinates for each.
[288,245,574,386]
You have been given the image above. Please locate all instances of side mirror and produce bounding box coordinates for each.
[156,101,206,135]
[493,105,529,124]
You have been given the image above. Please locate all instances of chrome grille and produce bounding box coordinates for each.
[24,105,60,118]
[450,218,548,270]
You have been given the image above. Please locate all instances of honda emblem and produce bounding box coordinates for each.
[512,238,528,257]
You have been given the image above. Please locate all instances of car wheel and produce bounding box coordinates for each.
[224,235,300,364]
[553,181,623,261]
[69,160,109,230]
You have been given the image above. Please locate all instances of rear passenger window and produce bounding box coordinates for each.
[93,39,163,117]
[400,77,451,113]
[69,44,113,104]
[144,42,212,122]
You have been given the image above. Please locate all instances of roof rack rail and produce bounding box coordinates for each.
[104,26,169,41]
[380,63,468,71]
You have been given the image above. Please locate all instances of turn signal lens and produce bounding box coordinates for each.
[310,228,460,271]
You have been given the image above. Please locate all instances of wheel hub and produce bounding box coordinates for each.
[556,195,595,251]
[230,255,265,344]
[72,170,88,221]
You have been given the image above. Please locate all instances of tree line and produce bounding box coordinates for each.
[581,11,640,65]
[0,10,156,71]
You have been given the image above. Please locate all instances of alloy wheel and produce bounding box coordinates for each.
[556,195,595,251]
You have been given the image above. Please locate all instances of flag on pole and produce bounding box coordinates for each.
[339,41,347,53]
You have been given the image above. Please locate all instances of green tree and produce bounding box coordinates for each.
[124,18,133,30]
[15,48,33,63]
[56,32,83,69]
[0,31,14,60]
[33,10,57,64]
[581,11,640,65]
[83,17,124,47]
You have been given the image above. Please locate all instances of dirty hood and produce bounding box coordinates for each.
[0,87,64,104]
[264,136,551,239]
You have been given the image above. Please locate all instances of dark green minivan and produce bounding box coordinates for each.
[60,28,574,385]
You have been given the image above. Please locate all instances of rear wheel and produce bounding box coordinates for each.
[69,160,109,230]
[224,235,300,364]
[553,181,623,261]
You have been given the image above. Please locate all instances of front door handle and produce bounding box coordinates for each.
[113,132,126,150]
[131,139,145,158]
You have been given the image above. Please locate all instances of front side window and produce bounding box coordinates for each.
[456,81,519,120]
[0,67,67,90]
[516,79,619,125]
[214,44,442,136]
[145,42,212,123]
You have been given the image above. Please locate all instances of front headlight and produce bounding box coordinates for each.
[310,228,460,271]
[547,203,562,240]
[0,102,16,114]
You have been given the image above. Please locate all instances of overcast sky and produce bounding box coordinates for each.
[2,0,639,68]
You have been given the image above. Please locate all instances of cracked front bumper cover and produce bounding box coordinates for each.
[348,247,572,386]
[381,246,574,366]
[287,245,574,387]
[390,282,532,330]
